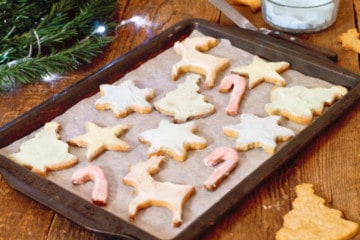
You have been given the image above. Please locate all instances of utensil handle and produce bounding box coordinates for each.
[268,30,338,62]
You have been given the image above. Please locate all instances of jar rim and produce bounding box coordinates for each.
[263,0,336,8]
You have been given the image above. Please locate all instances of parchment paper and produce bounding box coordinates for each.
[0,30,335,239]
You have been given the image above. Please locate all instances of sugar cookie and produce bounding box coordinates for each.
[95,80,155,118]
[138,119,207,161]
[232,56,290,89]
[265,85,348,125]
[203,146,239,191]
[123,156,195,227]
[230,0,261,12]
[223,113,295,153]
[276,183,359,240]
[154,74,215,122]
[67,121,130,160]
[337,28,360,53]
[8,122,78,176]
[172,36,230,89]
[219,74,247,116]
[72,165,109,206]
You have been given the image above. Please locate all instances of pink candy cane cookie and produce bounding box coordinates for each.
[72,165,109,206]
[219,74,247,116]
[204,146,239,191]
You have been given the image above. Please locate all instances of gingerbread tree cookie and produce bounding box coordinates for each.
[223,113,294,154]
[67,121,130,160]
[138,119,207,161]
[265,85,348,125]
[95,80,155,118]
[8,122,78,176]
[123,156,195,227]
[232,56,290,89]
[276,183,359,240]
[154,74,215,122]
[172,36,230,89]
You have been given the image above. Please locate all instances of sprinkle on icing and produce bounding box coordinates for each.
[138,119,207,161]
[223,113,295,154]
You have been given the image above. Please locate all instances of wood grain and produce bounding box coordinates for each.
[0,0,359,239]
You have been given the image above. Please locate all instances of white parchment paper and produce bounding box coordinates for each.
[0,30,335,239]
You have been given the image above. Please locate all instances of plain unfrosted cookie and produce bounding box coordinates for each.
[8,122,78,176]
[67,121,130,160]
[95,80,155,118]
[337,28,360,53]
[232,56,290,89]
[123,156,195,227]
[138,119,207,161]
[276,183,359,240]
[265,85,348,125]
[230,0,261,12]
[223,113,295,154]
[172,36,230,89]
[154,74,215,122]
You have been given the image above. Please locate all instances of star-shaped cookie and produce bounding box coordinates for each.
[223,113,294,153]
[67,121,130,160]
[337,28,360,53]
[232,56,290,89]
[8,122,78,176]
[138,119,207,161]
[95,80,155,118]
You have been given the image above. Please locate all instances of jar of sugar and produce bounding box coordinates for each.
[261,0,339,33]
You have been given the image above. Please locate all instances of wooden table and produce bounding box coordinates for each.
[0,0,359,239]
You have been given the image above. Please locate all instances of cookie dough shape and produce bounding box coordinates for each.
[123,156,195,227]
[138,119,207,161]
[232,56,290,89]
[172,36,230,89]
[223,113,295,154]
[276,183,359,240]
[337,28,360,53]
[95,80,155,118]
[67,121,130,160]
[265,85,348,125]
[154,74,215,123]
[8,122,78,176]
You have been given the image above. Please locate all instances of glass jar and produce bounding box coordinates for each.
[261,0,339,33]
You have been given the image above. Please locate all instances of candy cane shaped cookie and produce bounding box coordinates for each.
[72,165,109,206]
[219,74,247,116]
[204,146,239,191]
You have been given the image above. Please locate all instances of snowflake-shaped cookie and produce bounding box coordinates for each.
[138,119,207,161]
[95,80,155,118]
[67,121,130,160]
[223,113,295,153]
[231,56,290,89]
[8,122,78,176]
[154,74,215,123]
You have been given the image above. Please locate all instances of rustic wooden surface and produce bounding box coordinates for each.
[0,0,359,239]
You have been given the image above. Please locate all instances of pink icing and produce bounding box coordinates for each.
[203,146,239,191]
[72,165,109,206]
[219,74,247,115]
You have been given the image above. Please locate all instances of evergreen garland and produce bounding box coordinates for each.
[0,0,117,91]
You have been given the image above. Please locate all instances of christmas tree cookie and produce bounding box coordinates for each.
[8,122,78,176]
[154,74,215,122]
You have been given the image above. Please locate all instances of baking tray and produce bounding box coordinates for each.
[0,18,359,240]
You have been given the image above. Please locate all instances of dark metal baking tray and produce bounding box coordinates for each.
[0,18,359,240]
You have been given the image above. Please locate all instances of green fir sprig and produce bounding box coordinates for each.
[0,0,117,91]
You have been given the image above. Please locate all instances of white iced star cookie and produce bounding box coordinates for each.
[223,113,295,153]
[231,56,290,89]
[154,74,215,123]
[8,122,78,176]
[95,80,155,118]
[67,121,130,160]
[138,119,207,161]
